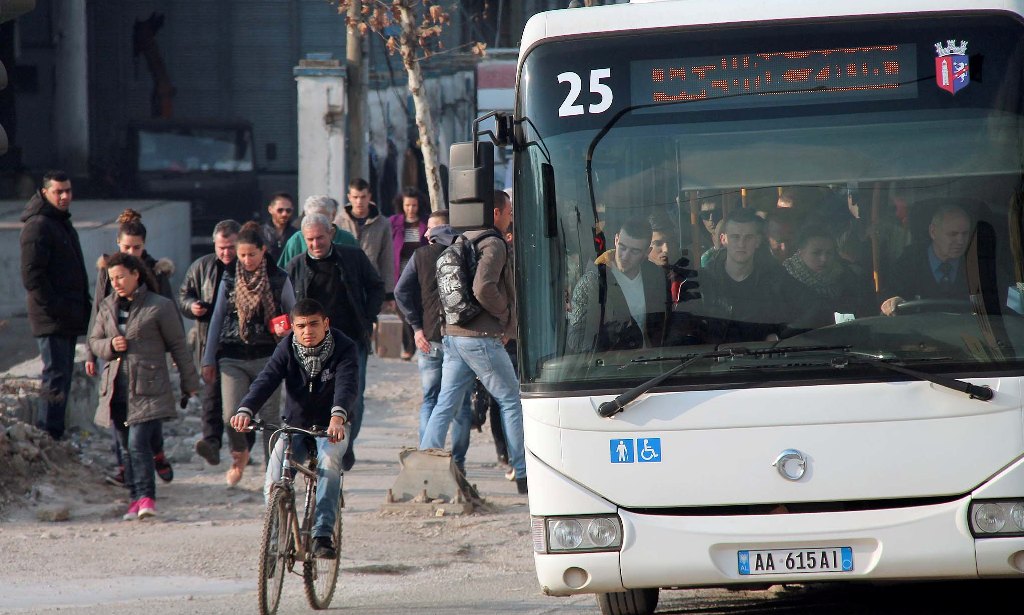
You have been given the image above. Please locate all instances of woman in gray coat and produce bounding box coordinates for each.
[89,253,200,520]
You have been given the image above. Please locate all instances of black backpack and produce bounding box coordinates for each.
[436,230,502,326]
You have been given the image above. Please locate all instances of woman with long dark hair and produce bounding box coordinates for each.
[389,187,428,359]
[89,253,199,519]
[202,221,295,486]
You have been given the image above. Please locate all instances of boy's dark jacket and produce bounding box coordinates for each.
[236,327,359,429]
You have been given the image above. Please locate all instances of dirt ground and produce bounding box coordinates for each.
[0,352,595,614]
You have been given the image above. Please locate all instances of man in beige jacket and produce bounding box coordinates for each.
[334,178,395,298]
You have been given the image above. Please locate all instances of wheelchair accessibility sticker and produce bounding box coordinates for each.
[610,438,661,463]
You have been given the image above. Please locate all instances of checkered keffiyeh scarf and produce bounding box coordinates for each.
[292,330,335,379]
[234,259,276,342]
[783,254,844,299]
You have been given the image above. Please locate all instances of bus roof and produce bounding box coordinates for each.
[520,0,1024,62]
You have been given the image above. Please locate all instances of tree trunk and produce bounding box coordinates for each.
[397,4,445,211]
[346,0,368,188]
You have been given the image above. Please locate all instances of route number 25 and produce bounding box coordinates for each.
[558,68,613,117]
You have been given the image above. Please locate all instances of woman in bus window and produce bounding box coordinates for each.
[783,224,873,329]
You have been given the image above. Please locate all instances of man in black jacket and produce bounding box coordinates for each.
[394,211,474,469]
[178,219,242,465]
[19,170,91,440]
[230,298,359,559]
[286,213,384,471]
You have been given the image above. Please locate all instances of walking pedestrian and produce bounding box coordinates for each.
[19,170,91,441]
[394,210,474,474]
[88,253,199,519]
[389,187,428,360]
[85,208,178,485]
[202,221,296,486]
[285,213,383,471]
[276,195,358,268]
[260,192,298,263]
[419,191,528,493]
[178,219,242,466]
[335,178,395,299]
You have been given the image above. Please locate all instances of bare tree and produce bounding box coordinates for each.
[338,1,485,211]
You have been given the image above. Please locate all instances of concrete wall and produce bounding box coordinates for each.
[0,199,191,318]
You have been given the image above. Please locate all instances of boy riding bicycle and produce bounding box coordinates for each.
[230,298,359,559]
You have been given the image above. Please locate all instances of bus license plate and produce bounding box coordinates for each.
[738,547,853,575]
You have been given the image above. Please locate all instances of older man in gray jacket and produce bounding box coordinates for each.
[418,191,526,494]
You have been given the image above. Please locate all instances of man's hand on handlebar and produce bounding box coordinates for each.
[230,413,251,433]
[327,416,346,444]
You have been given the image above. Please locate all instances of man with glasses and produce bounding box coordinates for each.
[567,218,672,352]
[261,192,298,263]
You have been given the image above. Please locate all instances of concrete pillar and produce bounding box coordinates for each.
[294,53,347,209]
[52,0,89,177]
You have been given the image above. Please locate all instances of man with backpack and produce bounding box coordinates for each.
[419,191,528,494]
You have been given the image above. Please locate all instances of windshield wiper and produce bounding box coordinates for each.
[825,350,993,402]
[599,345,850,418]
[597,344,991,418]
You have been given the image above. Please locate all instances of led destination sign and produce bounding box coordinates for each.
[632,44,918,111]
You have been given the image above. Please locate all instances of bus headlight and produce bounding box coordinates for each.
[532,515,623,553]
[969,500,1024,536]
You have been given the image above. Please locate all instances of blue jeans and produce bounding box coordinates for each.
[417,341,473,468]
[36,335,77,440]
[264,433,348,538]
[114,416,162,501]
[420,336,526,479]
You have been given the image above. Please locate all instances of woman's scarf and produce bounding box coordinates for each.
[292,329,335,380]
[234,259,276,342]
[783,254,844,299]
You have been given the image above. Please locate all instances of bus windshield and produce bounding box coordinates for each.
[514,13,1024,393]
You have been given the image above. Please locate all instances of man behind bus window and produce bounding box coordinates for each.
[880,205,971,316]
[698,208,790,342]
[567,218,672,352]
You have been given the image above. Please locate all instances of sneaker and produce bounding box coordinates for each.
[312,535,337,559]
[505,468,515,481]
[516,477,528,495]
[137,497,157,519]
[122,500,140,521]
[194,439,221,466]
[154,453,174,483]
[105,466,127,488]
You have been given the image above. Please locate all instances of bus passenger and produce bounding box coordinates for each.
[880,205,970,316]
[698,209,790,343]
[567,219,672,352]
[782,225,873,328]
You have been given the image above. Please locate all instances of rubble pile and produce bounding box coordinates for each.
[0,380,84,511]
[0,369,203,515]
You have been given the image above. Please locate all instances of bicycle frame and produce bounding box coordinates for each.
[265,426,322,569]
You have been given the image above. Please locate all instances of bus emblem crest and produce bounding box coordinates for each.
[935,40,969,95]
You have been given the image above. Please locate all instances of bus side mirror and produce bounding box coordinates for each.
[449,140,494,231]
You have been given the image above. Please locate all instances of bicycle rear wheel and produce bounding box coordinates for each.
[258,488,292,615]
[303,498,342,609]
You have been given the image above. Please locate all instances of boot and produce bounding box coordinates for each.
[226,450,249,487]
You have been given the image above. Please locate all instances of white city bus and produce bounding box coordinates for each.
[473,1,1024,613]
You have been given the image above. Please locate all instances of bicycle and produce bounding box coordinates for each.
[248,420,343,615]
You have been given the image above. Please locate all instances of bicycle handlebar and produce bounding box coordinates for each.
[244,419,330,439]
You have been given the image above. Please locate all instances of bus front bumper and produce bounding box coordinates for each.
[534,495,1024,596]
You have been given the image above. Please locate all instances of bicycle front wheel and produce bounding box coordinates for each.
[303,499,342,609]
[258,488,292,615]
